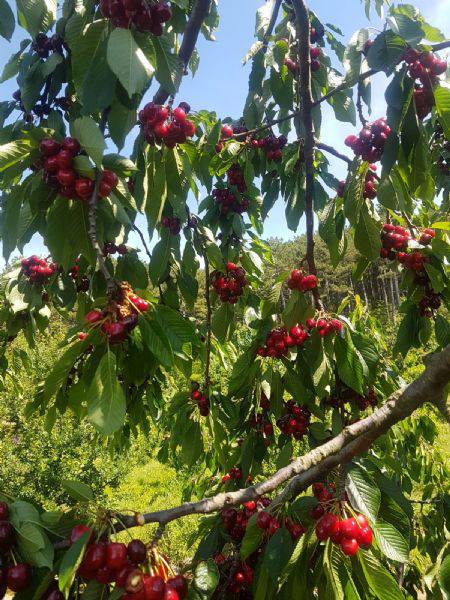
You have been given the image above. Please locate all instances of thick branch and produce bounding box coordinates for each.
[153,0,212,104]
[292,0,322,310]
[111,344,450,532]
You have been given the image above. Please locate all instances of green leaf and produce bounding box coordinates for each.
[434,86,450,140]
[139,317,174,367]
[149,233,171,285]
[108,97,137,150]
[193,559,219,597]
[61,480,94,502]
[0,0,15,40]
[354,204,381,260]
[262,527,294,583]
[0,140,31,172]
[373,521,409,562]
[71,117,106,167]
[58,531,91,594]
[152,36,183,95]
[2,187,22,261]
[241,514,264,560]
[435,315,450,348]
[211,303,234,344]
[16,0,56,37]
[107,28,154,97]
[439,554,450,597]
[334,334,365,395]
[358,551,404,600]
[366,31,407,74]
[346,465,380,522]
[87,351,126,435]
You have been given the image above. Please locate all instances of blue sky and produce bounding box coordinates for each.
[0,0,449,262]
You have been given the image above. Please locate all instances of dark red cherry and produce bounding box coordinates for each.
[62,137,81,155]
[127,539,147,564]
[106,542,128,569]
[0,502,8,520]
[7,563,31,591]
[40,137,61,156]
[166,575,188,599]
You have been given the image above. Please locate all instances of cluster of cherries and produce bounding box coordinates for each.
[250,134,287,162]
[310,484,373,557]
[286,268,318,292]
[103,242,128,256]
[227,164,247,193]
[213,554,254,598]
[249,394,274,445]
[100,0,171,35]
[255,510,305,542]
[212,187,249,215]
[37,137,119,200]
[324,386,378,411]
[0,502,32,594]
[161,216,182,235]
[190,383,210,417]
[284,45,321,75]
[344,118,391,163]
[83,282,149,344]
[221,498,271,543]
[21,255,57,283]
[71,525,187,599]
[221,467,252,485]
[402,49,447,120]
[276,400,311,440]
[210,262,248,304]
[257,318,343,358]
[139,102,195,148]
[337,163,378,200]
[70,258,90,293]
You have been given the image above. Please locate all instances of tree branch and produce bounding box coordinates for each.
[153,0,212,104]
[316,141,352,165]
[291,0,322,310]
[261,0,282,54]
[109,344,450,532]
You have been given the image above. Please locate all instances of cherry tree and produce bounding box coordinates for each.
[0,0,449,597]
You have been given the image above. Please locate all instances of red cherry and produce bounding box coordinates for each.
[184,120,196,137]
[85,310,103,324]
[83,542,107,571]
[164,587,179,600]
[56,168,76,187]
[358,526,373,548]
[102,169,119,188]
[102,321,128,343]
[154,121,169,139]
[106,542,128,569]
[143,574,165,600]
[98,181,112,197]
[340,517,359,539]
[172,107,186,124]
[340,537,359,556]
[127,539,147,565]
[166,575,188,599]
[62,137,81,155]
[221,124,234,138]
[40,137,61,156]
[0,503,9,520]
[256,511,272,530]
[70,524,92,544]
[344,134,358,148]
[44,155,59,172]
[96,567,116,584]
[56,149,73,169]
[75,177,94,199]
[0,521,14,550]
[355,514,369,529]
[7,563,31,591]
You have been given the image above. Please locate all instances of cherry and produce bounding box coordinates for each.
[310,504,325,519]
[70,524,92,544]
[221,124,234,138]
[116,565,144,592]
[46,590,65,600]
[172,107,186,124]
[56,149,73,169]
[75,177,94,199]
[0,521,14,550]
[358,526,373,548]
[0,502,8,520]
[154,121,169,138]
[340,517,359,539]
[96,566,115,583]
[127,539,147,564]
[340,537,359,556]
[106,542,128,569]
[62,137,81,155]
[166,575,188,599]
[7,563,31,591]
[85,310,103,324]
[355,514,369,529]
[84,542,107,571]
[102,169,119,187]
[98,181,112,197]
[44,155,59,172]
[143,574,165,600]
[40,137,61,156]
[56,168,76,186]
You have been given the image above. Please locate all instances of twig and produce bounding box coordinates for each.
[316,141,352,165]
[292,0,323,311]
[261,0,282,54]
[153,0,212,104]
[356,81,368,127]
[402,211,416,237]
[131,222,152,262]
[397,563,405,587]
[203,249,212,391]
[102,344,450,532]
[88,110,116,296]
